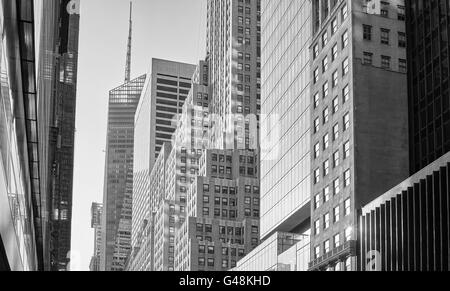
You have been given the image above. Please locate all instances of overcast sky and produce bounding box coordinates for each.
[71,0,207,271]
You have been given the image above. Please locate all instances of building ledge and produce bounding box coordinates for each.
[308,240,357,270]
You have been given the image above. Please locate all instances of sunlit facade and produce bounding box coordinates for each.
[259,0,312,240]
[309,0,409,271]
[0,0,40,271]
[233,232,310,271]
[101,75,146,271]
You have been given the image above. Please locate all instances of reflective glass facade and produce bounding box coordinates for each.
[260,0,312,239]
[407,0,450,174]
[101,75,146,271]
[233,232,310,271]
[0,0,40,271]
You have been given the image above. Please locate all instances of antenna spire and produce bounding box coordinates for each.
[125,1,133,83]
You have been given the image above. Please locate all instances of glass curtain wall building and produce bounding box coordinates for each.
[259,0,312,240]
[101,75,146,271]
[35,0,80,271]
[0,0,41,271]
[407,0,450,174]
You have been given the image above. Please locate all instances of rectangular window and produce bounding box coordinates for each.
[363,52,373,65]
[344,169,351,187]
[363,25,372,40]
[380,28,390,44]
[381,55,391,69]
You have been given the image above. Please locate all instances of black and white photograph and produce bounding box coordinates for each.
[0,0,449,282]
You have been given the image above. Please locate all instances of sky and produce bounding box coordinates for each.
[71,0,207,271]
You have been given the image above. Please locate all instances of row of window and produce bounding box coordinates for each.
[198,245,246,257]
[313,227,353,259]
[202,207,260,218]
[202,196,259,207]
[202,184,259,194]
[314,198,351,234]
[313,114,350,158]
[363,51,407,72]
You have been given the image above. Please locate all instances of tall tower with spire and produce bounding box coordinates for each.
[125,1,133,83]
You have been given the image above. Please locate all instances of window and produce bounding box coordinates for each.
[314,117,320,133]
[313,67,319,84]
[331,17,338,35]
[222,260,228,268]
[333,178,340,195]
[363,25,372,40]
[344,169,351,187]
[314,194,321,209]
[313,43,319,59]
[323,82,329,98]
[381,55,391,69]
[314,68,319,84]
[324,186,330,202]
[342,30,348,48]
[333,150,340,168]
[398,32,406,47]
[333,123,339,140]
[323,107,329,124]
[343,84,350,103]
[380,28,390,44]
[345,227,353,242]
[322,31,328,47]
[333,97,339,114]
[344,198,351,216]
[342,57,349,76]
[399,59,407,73]
[343,113,350,131]
[341,3,348,20]
[334,205,340,223]
[344,141,350,159]
[397,5,405,21]
[207,258,215,267]
[334,234,341,248]
[314,92,320,108]
[314,220,320,235]
[314,246,321,259]
[199,258,205,266]
[323,133,329,150]
[314,143,320,159]
[324,213,330,229]
[324,160,330,176]
[324,240,330,254]
[363,52,373,65]
[322,56,329,72]
[208,246,215,254]
[199,245,205,253]
[332,70,338,88]
[203,208,209,216]
[314,168,321,184]
[332,43,338,61]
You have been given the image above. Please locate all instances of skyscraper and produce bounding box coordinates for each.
[101,74,146,271]
[0,0,42,271]
[89,203,103,271]
[1,0,80,271]
[37,0,80,271]
[142,59,196,171]
[406,0,450,174]
[234,0,313,271]
[309,0,409,271]
[174,0,263,271]
[130,58,196,271]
